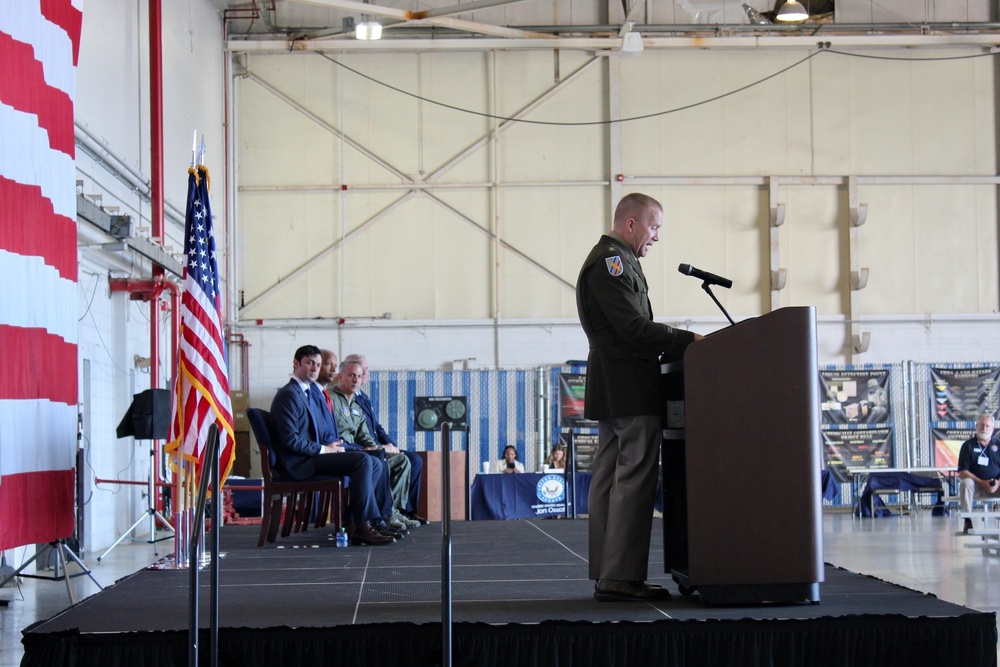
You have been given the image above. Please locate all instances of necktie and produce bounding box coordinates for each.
[323,389,333,412]
[304,387,320,440]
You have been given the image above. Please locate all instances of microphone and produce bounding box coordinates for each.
[678,263,733,289]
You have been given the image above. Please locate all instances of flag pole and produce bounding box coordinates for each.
[168,154,235,569]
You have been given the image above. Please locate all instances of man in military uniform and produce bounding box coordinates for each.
[330,359,416,532]
[576,192,701,602]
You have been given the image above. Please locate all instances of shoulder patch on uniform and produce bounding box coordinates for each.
[605,256,623,276]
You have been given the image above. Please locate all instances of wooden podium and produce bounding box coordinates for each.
[416,451,467,521]
[662,306,823,605]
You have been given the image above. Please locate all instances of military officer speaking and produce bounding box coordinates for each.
[576,192,702,602]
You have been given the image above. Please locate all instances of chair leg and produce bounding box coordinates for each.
[297,492,314,534]
[265,496,283,544]
[258,494,275,547]
[338,486,348,531]
[329,485,342,532]
[314,491,329,530]
[281,493,299,537]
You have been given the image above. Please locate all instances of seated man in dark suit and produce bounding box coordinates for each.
[344,353,427,525]
[270,344,395,546]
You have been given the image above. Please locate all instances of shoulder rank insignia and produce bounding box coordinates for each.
[605,256,623,276]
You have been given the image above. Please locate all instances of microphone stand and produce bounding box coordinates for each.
[701,281,735,326]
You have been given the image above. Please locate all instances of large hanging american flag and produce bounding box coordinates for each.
[168,164,234,485]
[0,1,82,551]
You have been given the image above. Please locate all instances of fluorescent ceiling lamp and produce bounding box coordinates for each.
[356,20,382,40]
[775,1,809,22]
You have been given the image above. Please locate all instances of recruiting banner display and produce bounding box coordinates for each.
[823,428,895,483]
[557,373,597,429]
[929,366,1000,422]
[932,427,976,469]
[558,432,598,472]
[820,368,892,425]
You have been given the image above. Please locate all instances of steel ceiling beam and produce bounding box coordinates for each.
[290,0,554,39]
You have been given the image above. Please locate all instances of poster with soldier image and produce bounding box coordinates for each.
[819,368,891,425]
[822,428,894,483]
[929,366,1000,422]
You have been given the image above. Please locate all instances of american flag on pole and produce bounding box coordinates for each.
[168,164,234,485]
[0,1,82,551]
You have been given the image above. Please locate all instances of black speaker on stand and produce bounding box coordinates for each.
[98,389,175,561]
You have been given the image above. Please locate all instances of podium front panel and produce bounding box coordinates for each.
[683,306,823,589]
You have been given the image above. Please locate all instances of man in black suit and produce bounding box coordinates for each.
[576,193,701,601]
[270,345,394,546]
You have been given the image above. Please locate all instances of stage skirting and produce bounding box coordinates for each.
[20,521,998,667]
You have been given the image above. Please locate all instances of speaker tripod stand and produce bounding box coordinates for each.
[97,440,174,562]
[0,540,103,604]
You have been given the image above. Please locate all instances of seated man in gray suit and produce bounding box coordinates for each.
[270,344,394,546]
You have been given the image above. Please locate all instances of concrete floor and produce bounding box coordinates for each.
[1,511,998,666]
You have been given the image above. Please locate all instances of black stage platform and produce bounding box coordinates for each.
[21,519,998,667]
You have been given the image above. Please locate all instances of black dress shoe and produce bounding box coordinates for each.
[594,579,671,602]
[964,518,974,534]
[351,521,395,546]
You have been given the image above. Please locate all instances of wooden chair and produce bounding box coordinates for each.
[246,408,345,547]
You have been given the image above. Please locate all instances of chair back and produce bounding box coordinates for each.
[247,408,279,481]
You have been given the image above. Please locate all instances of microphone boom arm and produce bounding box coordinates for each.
[701,281,736,326]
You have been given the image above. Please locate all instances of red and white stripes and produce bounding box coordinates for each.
[0,0,82,551]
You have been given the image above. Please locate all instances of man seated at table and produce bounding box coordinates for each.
[269,345,395,546]
[330,359,419,530]
[493,445,525,473]
[958,413,1000,533]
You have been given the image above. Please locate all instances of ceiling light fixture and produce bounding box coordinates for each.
[620,22,643,56]
[775,1,809,22]
[355,0,382,40]
[743,3,769,24]
[355,19,382,40]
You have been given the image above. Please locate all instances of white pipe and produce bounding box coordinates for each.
[237,181,609,191]
[227,33,1000,53]
[233,312,1000,330]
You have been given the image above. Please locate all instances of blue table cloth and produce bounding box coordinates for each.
[821,469,840,503]
[855,472,944,517]
[470,472,591,520]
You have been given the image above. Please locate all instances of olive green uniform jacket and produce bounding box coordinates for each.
[576,234,696,420]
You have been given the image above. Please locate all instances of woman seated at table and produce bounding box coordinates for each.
[544,446,568,471]
[492,445,525,473]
